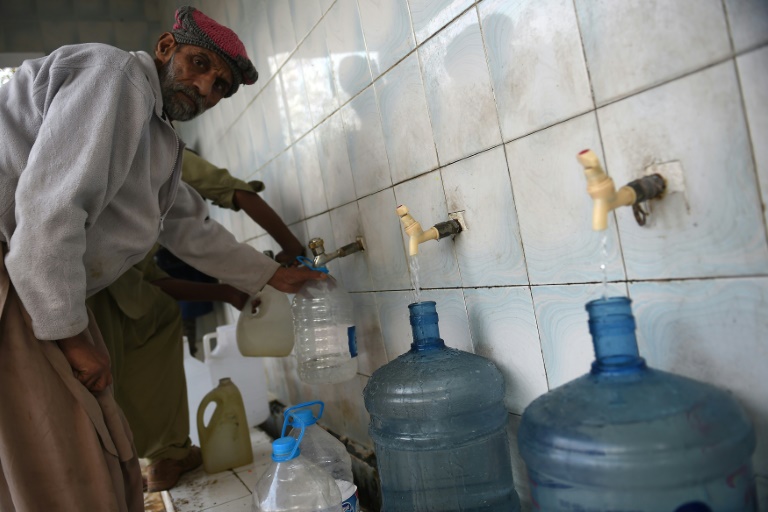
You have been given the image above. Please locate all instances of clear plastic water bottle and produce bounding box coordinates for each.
[363,301,521,512]
[283,401,353,482]
[292,276,358,384]
[283,401,359,510]
[251,434,342,512]
[518,296,757,511]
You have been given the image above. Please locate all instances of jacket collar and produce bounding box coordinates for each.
[130,51,166,120]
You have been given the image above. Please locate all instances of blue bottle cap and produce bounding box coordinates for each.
[272,436,301,462]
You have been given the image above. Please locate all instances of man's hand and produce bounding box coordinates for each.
[267,266,327,293]
[224,285,262,313]
[57,330,112,392]
[275,244,305,267]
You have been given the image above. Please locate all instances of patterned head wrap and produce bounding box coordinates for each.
[171,6,258,97]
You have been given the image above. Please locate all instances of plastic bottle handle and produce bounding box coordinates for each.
[202,332,218,360]
[281,400,325,438]
[196,392,221,447]
[245,291,266,319]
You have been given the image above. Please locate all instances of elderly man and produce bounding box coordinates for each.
[0,6,323,511]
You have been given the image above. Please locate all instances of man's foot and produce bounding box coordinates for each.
[145,446,203,492]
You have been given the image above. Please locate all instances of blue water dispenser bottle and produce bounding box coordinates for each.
[518,296,756,511]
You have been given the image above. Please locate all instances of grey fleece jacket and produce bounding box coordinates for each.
[0,43,279,340]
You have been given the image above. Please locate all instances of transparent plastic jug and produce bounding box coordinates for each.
[251,433,342,512]
[291,277,357,384]
[363,301,520,512]
[518,296,757,511]
[283,401,353,482]
[197,378,254,474]
[237,285,294,357]
[203,324,269,426]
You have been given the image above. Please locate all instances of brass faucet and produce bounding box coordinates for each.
[577,149,666,231]
[396,205,463,256]
[308,237,365,268]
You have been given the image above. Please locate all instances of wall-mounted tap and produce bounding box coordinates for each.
[396,205,463,256]
[308,237,365,268]
[577,149,666,231]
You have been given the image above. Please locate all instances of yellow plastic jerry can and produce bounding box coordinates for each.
[197,378,253,473]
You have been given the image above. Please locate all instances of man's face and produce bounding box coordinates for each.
[158,44,233,122]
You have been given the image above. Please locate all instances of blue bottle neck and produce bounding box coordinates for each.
[409,301,445,351]
[586,297,646,374]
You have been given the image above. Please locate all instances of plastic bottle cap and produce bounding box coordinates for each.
[271,436,300,461]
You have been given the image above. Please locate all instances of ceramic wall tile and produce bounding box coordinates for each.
[738,47,768,234]
[320,0,335,15]
[266,0,298,69]
[298,19,339,127]
[574,0,731,105]
[479,0,593,142]
[325,0,372,104]
[278,58,312,143]
[442,146,528,287]
[244,100,271,172]
[358,188,410,290]
[329,201,373,292]
[288,221,308,252]
[351,293,387,376]
[260,76,291,156]
[629,278,768,476]
[375,289,473,361]
[374,52,439,183]
[407,0,474,45]
[305,212,342,276]
[393,171,462,288]
[531,282,628,389]
[725,0,768,52]
[289,0,322,44]
[337,374,372,446]
[314,112,357,209]
[241,1,276,97]
[40,21,78,52]
[598,62,768,280]
[357,0,415,79]
[292,133,328,218]
[419,9,501,165]
[273,149,304,225]
[464,287,548,414]
[259,161,286,229]
[340,86,392,198]
[505,113,625,285]
[506,414,533,510]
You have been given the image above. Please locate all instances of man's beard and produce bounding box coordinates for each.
[159,54,207,122]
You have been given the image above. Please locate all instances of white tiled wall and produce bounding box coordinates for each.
[164,0,768,508]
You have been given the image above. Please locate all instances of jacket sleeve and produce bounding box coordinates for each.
[157,181,279,295]
[181,149,253,211]
[6,60,151,340]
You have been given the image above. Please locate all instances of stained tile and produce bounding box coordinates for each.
[464,287,548,414]
[299,19,339,126]
[358,188,410,290]
[531,282,629,389]
[325,0,372,104]
[314,112,357,209]
[724,0,768,52]
[630,278,768,476]
[292,133,328,217]
[338,374,373,447]
[574,0,731,105]
[170,467,250,512]
[350,293,387,376]
[204,495,256,511]
[266,0,298,69]
[408,0,474,44]
[479,0,593,141]
[358,0,416,79]
[375,289,473,361]
[737,47,768,234]
[329,201,373,292]
[340,86,392,197]
[598,62,768,280]
[442,146,528,287]
[374,52,439,183]
[419,9,501,165]
[505,113,625,285]
[393,172,462,288]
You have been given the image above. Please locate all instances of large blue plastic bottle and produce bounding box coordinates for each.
[518,296,756,511]
[363,301,520,511]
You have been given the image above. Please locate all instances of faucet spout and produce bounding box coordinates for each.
[396,205,462,256]
[577,149,665,230]
[308,237,365,267]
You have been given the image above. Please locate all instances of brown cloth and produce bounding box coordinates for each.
[0,245,143,512]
